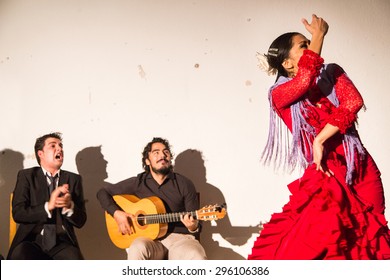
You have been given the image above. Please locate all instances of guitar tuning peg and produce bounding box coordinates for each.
[213,203,226,213]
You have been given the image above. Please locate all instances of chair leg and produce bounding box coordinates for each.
[9,193,17,247]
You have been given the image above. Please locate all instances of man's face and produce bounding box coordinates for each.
[38,137,64,171]
[146,142,172,175]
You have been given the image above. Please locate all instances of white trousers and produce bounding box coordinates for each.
[126,233,207,260]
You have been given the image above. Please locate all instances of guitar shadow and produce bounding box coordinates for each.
[174,149,259,260]
[75,146,126,260]
[0,149,24,259]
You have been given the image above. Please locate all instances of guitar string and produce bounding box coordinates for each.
[136,212,225,224]
[137,211,198,224]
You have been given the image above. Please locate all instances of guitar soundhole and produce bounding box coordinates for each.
[137,214,146,226]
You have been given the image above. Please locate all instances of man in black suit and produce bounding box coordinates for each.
[7,132,87,259]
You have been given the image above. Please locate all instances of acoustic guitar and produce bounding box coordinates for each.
[105,194,227,249]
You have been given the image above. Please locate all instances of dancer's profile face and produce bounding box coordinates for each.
[282,34,310,77]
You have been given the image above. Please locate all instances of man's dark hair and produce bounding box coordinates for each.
[34,132,62,165]
[142,137,173,172]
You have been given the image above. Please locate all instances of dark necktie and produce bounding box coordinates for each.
[42,174,58,251]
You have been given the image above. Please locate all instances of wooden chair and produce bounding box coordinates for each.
[9,193,17,247]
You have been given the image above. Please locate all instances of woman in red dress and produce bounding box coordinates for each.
[248,15,390,259]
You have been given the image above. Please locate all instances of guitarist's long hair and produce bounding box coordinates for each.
[142,137,174,173]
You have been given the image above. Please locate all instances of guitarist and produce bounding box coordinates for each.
[97,137,207,260]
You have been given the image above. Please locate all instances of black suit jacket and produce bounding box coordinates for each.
[7,167,87,258]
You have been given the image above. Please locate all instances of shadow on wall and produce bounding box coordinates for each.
[75,146,126,260]
[175,149,259,260]
[0,149,24,258]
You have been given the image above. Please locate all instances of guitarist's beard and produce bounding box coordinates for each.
[151,165,172,176]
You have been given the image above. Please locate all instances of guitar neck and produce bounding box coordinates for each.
[138,211,197,225]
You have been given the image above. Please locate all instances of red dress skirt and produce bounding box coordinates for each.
[248,155,390,260]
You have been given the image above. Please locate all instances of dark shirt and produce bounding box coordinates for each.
[97,171,199,235]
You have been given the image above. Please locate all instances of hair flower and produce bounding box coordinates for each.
[256,52,277,76]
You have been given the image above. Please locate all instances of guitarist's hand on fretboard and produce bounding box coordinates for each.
[113,210,135,235]
[181,213,199,232]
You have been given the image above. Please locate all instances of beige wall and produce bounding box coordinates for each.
[1,0,389,259]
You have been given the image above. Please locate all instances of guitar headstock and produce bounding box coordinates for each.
[196,203,227,221]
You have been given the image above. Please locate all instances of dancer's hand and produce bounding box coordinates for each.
[302,14,329,37]
[313,138,333,177]
[302,14,329,55]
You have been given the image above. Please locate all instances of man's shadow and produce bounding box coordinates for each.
[0,149,24,258]
[174,149,260,260]
[75,146,126,259]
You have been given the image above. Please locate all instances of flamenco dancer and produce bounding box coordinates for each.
[249,14,390,259]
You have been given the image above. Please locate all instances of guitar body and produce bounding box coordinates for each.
[105,195,168,249]
[105,194,226,249]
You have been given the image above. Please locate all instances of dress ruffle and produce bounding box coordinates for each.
[248,165,390,260]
